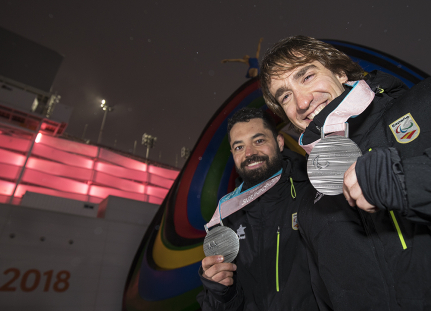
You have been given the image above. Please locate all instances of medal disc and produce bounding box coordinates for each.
[307,136,362,195]
[203,226,239,263]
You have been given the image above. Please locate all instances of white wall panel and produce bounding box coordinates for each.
[0,202,158,311]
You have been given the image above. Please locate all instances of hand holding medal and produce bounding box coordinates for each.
[307,123,362,195]
[203,225,240,263]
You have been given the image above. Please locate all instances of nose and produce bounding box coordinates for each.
[295,91,313,111]
[244,144,257,157]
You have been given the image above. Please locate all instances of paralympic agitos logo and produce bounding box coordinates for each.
[389,113,420,143]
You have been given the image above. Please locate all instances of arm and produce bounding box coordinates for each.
[221,58,247,64]
[255,37,263,59]
[197,255,244,310]
[344,147,431,224]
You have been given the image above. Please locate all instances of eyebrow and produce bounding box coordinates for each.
[273,64,318,102]
[293,64,317,81]
[231,133,265,148]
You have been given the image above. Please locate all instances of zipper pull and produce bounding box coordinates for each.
[289,177,296,199]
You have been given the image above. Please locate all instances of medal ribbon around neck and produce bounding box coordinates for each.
[299,80,375,155]
[204,168,282,231]
[303,80,375,195]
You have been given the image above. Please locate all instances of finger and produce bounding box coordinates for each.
[343,181,356,207]
[219,275,235,286]
[343,162,357,188]
[211,271,234,283]
[202,255,224,271]
[204,263,237,279]
[348,182,363,201]
[355,195,376,212]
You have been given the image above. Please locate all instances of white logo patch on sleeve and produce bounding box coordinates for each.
[389,113,420,144]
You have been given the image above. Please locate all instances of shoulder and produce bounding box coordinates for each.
[281,148,308,181]
[365,70,408,98]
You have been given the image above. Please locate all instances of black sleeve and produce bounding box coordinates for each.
[196,266,244,311]
[356,147,431,224]
[401,147,431,224]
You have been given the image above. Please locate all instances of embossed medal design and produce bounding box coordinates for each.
[203,225,239,263]
[307,136,362,195]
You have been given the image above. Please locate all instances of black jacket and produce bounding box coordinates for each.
[197,149,319,311]
[300,71,431,310]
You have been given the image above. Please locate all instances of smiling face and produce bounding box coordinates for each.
[268,60,348,131]
[230,118,284,187]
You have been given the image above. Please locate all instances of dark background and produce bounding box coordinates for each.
[1,0,430,167]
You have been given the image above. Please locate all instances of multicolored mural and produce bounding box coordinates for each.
[123,40,429,311]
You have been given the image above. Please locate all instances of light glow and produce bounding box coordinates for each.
[35,133,42,143]
[0,132,179,205]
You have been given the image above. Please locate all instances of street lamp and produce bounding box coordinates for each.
[142,133,157,162]
[97,99,114,144]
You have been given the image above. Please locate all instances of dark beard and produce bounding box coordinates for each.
[235,151,283,188]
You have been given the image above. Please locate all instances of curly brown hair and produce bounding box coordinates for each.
[260,35,364,122]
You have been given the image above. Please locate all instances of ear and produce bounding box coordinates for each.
[337,71,348,84]
[276,134,284,152]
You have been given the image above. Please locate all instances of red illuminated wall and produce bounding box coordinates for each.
[0,133,179,205]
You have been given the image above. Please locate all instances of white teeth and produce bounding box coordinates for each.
[307,104,326,120]
[247,161,262,167]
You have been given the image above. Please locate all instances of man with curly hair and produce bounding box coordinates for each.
[260,35,431,310]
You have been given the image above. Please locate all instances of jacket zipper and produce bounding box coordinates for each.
[276,226,280,292]
[389,211,407,250]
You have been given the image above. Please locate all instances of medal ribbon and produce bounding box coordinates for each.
[205,169,282,230]
[299,80,375,154]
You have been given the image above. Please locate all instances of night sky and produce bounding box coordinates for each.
[1,0,430,168]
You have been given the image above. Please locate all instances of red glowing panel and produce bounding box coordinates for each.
[39,135,98,157]
[0,148,26,166]
[147,173,174,189]
[32,144,94,169]
[26,157,93,181]
[99,149,147,171]
[0,135,30,153]
[0,194,21,204]
[0,194,9,203]
[88,196,103,204]
[145,185,169,199]
[0,163,20,180]
[149,165,179,180]
[148,196,163,205]
[15,185,90,201]
[22,169,89,194]
[95,161,148,182]
[93,171,144,193]
[89,185,146,201]
[0,179,15,196]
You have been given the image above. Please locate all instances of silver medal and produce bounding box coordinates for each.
[203,225,239,263]
[307,135,362,195]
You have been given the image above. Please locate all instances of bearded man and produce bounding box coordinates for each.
[260,35,431,310]
[197,107,318,310]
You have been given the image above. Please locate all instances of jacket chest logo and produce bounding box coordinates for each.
[389,113,420,144]
[292,213,298,230]
[236,224,246,240]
